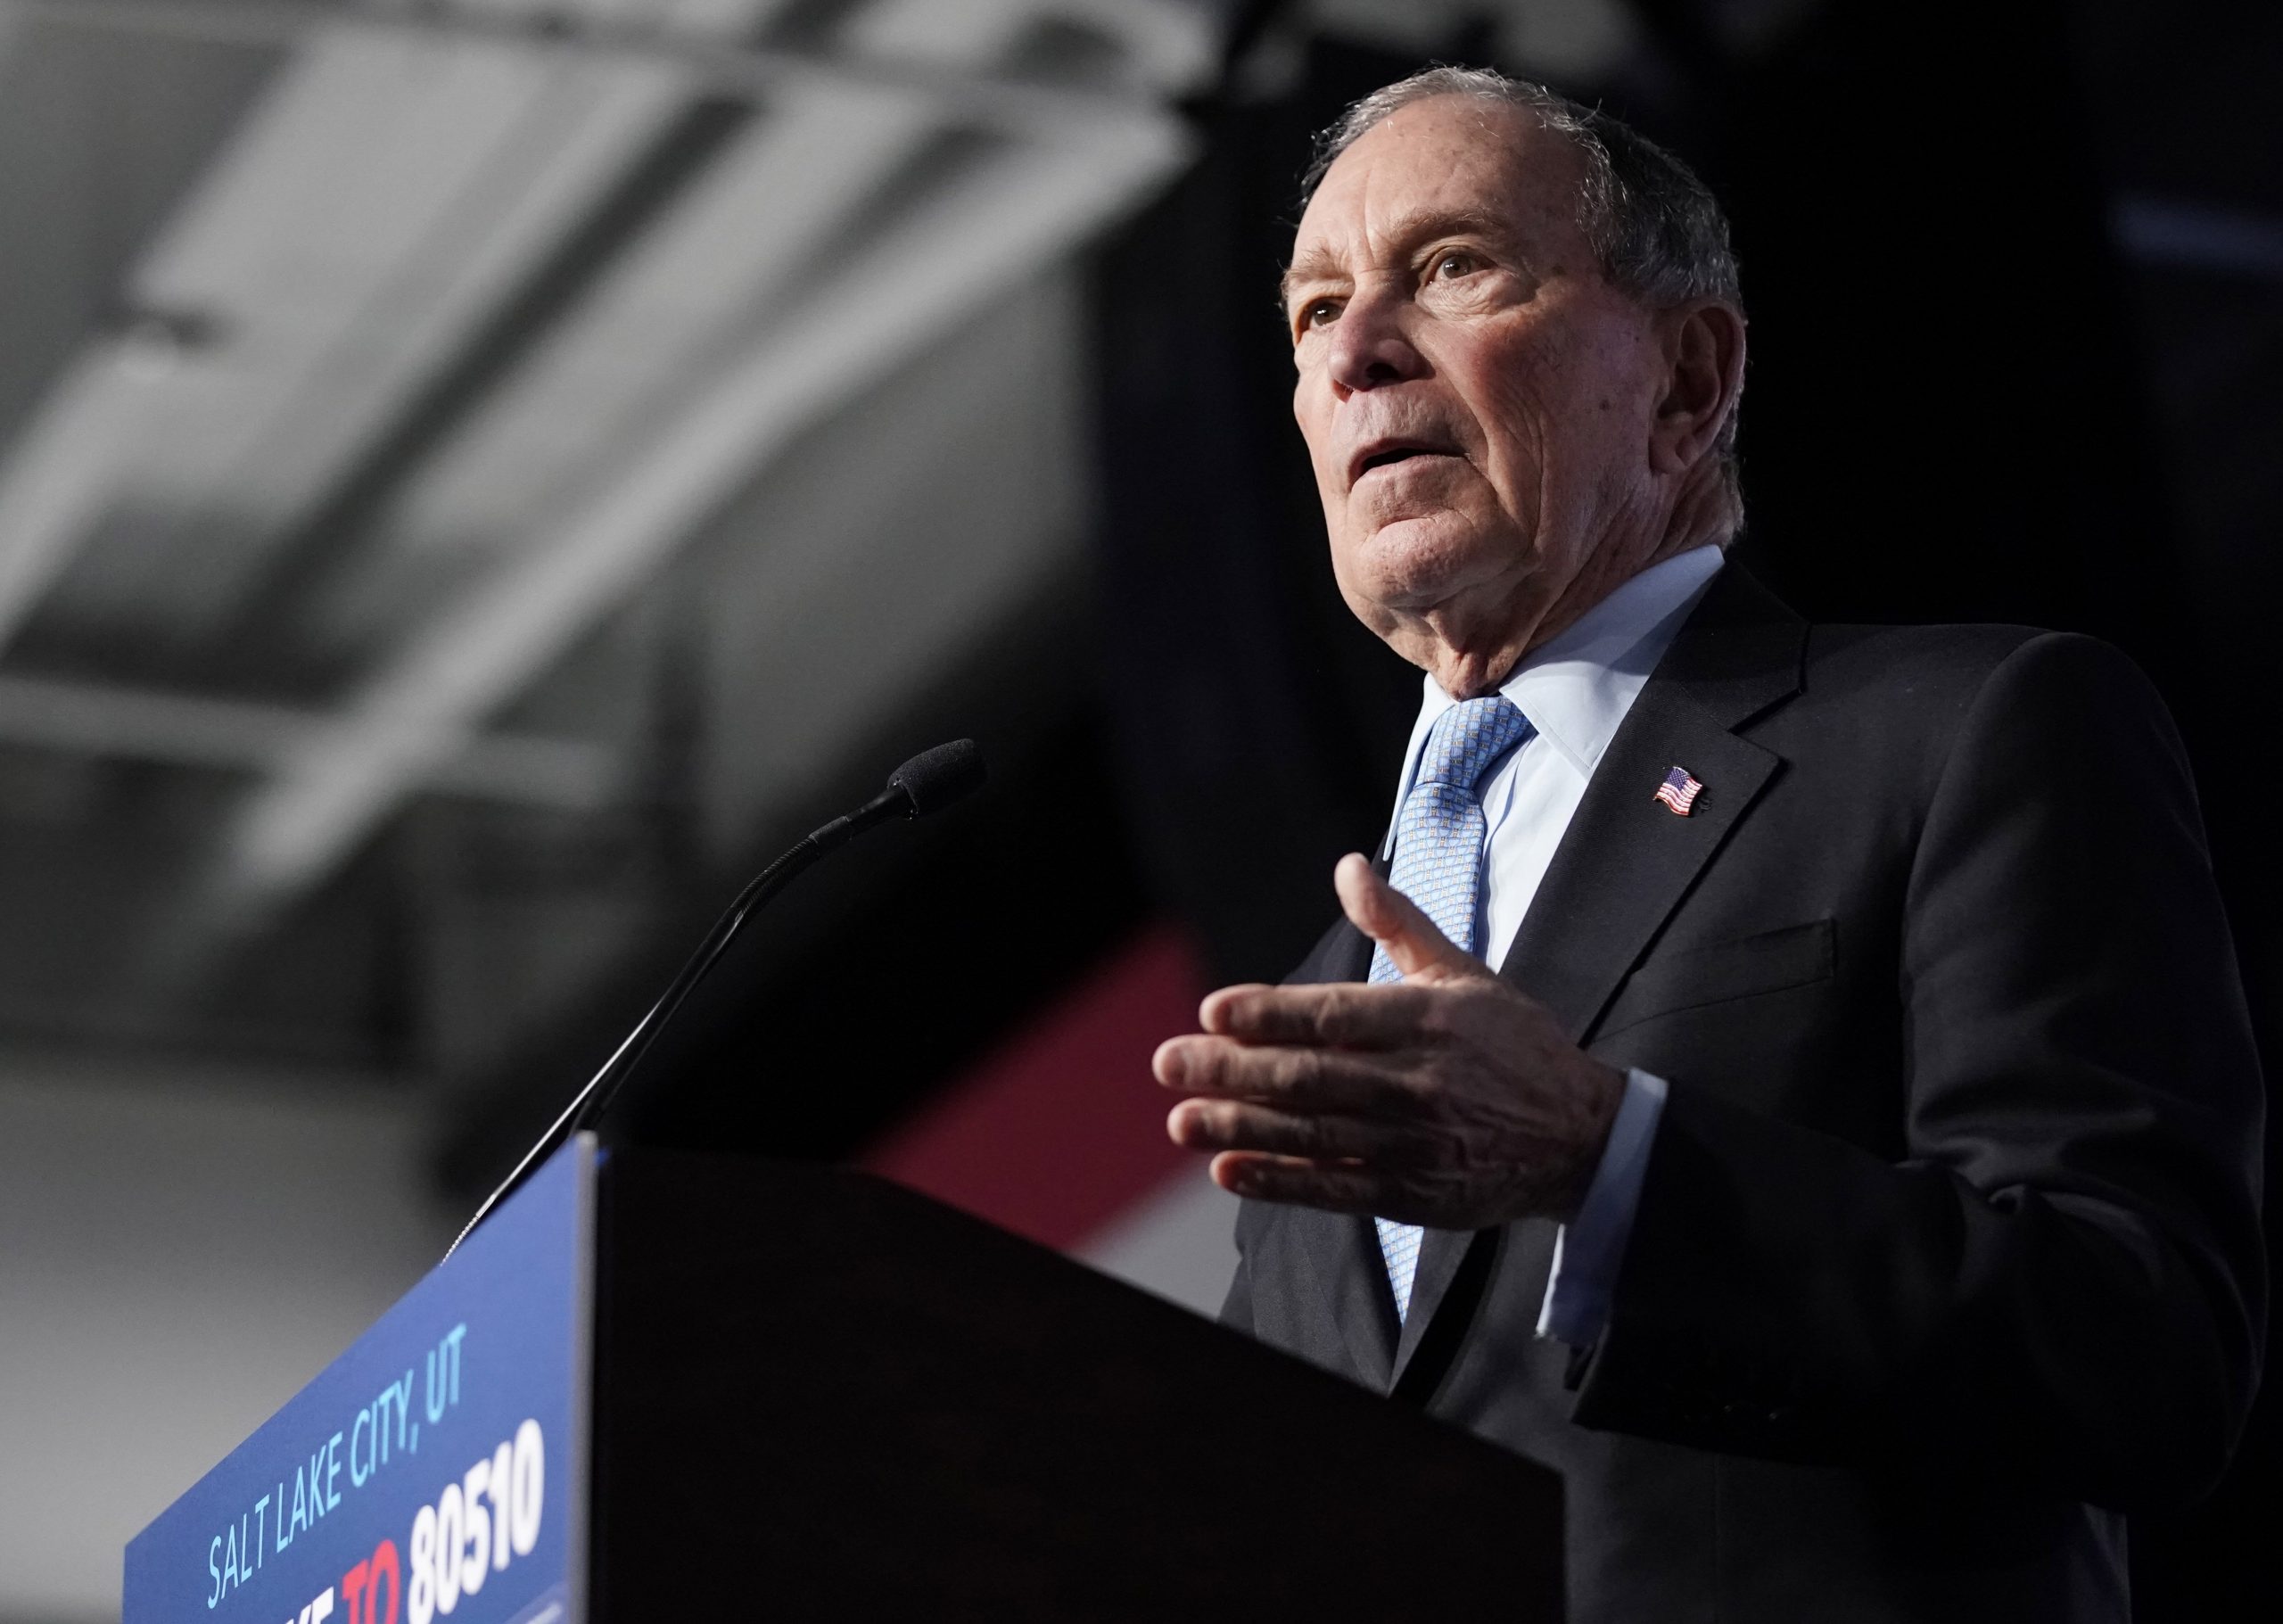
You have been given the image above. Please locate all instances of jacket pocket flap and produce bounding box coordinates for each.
[1595,918,1836,1038]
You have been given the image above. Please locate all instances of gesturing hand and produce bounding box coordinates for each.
[1155,853,1626,1229]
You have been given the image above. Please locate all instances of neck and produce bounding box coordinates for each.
[1415,466,1735,698]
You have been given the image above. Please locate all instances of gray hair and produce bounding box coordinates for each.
[1301,67,1745,501]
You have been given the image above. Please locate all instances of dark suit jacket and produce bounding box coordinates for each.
[1221,566,2265,1623]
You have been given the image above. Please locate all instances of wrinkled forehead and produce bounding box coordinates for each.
[1289,96,1588,276]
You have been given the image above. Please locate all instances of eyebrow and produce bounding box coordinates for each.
[1278,205,1519,309]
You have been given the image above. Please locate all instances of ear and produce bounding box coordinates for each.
[1648,300,1746,475]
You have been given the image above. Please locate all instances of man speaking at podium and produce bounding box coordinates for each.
[1152,69,2264,1622]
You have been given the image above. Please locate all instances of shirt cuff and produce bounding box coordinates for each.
[1536,1068,1669,1348]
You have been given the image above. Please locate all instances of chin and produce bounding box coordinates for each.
[1343,512,1514,611]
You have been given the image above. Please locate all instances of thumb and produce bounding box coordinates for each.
[1334,853,1488,983]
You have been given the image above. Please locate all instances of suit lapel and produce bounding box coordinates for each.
[1498,565,1804,1043]
[1272,568,1806,1393]
[1390,1226,1476,1383]
[1393,566,1803,1388]
[1285,1207,1398,1388]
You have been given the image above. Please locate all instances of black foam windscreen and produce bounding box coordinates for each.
[887,738,986,817]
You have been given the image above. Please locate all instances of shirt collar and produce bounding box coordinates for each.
[1396,543,1727,795]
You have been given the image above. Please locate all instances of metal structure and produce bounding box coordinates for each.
[0,0,1211,1068]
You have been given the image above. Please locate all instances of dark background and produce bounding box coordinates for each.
[1078,4,2282,1615]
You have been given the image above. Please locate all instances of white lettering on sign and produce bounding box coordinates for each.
[406,1421,545,1624]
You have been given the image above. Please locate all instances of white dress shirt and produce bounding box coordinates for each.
[1380,543,1725,1344]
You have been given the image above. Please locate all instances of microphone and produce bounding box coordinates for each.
[886,738,988,818]
[445,739,985,1258]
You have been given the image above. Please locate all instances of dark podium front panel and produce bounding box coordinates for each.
[591,1150,1562,1620]
[125,1139,1560,1622]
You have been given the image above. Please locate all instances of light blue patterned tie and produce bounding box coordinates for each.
[1371,696,1532,1322]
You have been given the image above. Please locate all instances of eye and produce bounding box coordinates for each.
[1430,249,1483,281]
[1299,297,1341,331]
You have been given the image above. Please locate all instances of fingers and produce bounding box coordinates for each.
[1334,852,1486,981]
[1178,856,1489,1052]
[1196,980,1433,1049]
[1153,1032,1414,1112]
[1207,1151,1385,1213]
[1169,1096,1428,1163]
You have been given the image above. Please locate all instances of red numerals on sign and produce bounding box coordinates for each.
[341,1539,402,1624]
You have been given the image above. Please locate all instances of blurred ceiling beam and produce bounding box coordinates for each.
[0,19,713,657]
[0,0,1211,668]
[220,106,1190,907]
[8,0,1204,1027]
[335,2,1083,641]
[0,672,622,809]
[23,0,1177,141]
[0,0,1210,1031]
[0,342,154,650]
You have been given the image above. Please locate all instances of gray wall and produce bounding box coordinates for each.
[0,1060,451,1620]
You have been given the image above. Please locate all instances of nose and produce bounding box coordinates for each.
[1326,283,1425,398]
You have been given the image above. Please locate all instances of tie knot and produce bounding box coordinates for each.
[1415,696,1530,797]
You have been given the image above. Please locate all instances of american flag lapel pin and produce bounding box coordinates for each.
[1654,765,1703,817]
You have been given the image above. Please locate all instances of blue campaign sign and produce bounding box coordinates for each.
[126,1137,598,1624]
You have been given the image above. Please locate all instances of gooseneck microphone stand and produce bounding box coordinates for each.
[444,738,986,1260]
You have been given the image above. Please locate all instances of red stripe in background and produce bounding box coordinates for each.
[860,924,1210,1251]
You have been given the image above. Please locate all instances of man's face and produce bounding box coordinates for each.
[1285,97,1671,688]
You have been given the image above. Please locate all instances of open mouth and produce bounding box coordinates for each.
[1350,439,1460,484]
